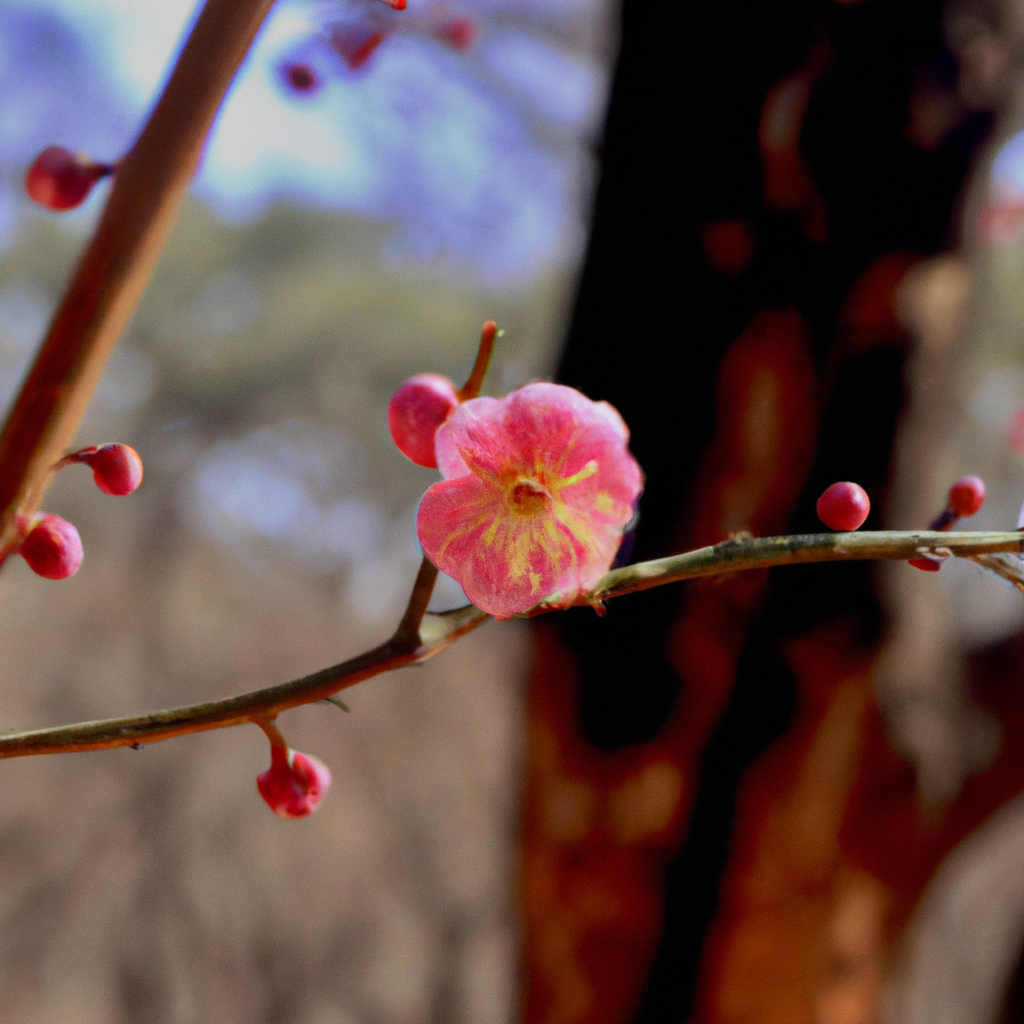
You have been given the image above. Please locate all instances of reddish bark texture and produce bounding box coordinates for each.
[520,0,1006,1021]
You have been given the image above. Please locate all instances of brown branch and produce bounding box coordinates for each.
[456,321,499,401]
[0,602,489,758]
[0,528,1020,760]
[385,321,504,644]
[393,557,441,643]
[590,529,1024,601]
[0,0,276,557]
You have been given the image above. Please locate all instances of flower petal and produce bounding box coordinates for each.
[434,396,512,480]
[420,382,644,617]
[418,475,591,617]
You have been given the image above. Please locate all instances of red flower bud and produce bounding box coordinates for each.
[330,25,389,71]
[25,146,112,211]
[816,481,871,532]
[947,475,986,518]
[388,373,460,468]
[281,62,321,94]
[436,17,477,50]
[378,0,406,8]
[908,555,942,572]
[19,514,83,579]
[257,746,332,819]
[80,443,144,495]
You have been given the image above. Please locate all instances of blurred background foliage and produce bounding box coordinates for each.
[12,0,1024,1023]
[0,0,615,1021]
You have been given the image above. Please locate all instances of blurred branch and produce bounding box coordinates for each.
[0,529,1021,759]
[967,552,1024,594]
[0,0,275,557]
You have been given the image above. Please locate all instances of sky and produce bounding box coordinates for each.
[2,0,613,284]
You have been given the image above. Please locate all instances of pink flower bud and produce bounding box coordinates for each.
[816,481,870,532]
[947,475,986,518]
[388,373,460,468]
[19,514,83,579]
[25,146,112,211]
[79,443,144,495]
[257,746,332,819]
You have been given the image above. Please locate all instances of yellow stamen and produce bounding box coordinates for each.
[509,478,550,517]
[560,459,598,489]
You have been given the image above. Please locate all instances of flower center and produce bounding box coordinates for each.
[509,478,551,517]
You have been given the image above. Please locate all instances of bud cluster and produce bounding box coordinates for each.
[13,443,143,581]
[278,0,476,90]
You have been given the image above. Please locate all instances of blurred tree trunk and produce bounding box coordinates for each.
[519,1,1012,1022]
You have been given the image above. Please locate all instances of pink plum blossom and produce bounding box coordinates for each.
[416,382,643,619]
[257,745,332,819]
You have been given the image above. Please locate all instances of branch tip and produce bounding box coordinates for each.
[457,320,499,401]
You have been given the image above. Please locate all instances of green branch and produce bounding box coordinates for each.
[591,529,1024,600]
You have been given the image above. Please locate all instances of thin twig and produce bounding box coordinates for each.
[393,557,441,643]
[0,0,276,558]
[390,322,503,640]
[456,321,499,401]
[967,552,1024,594]
[0,528,1021,760]
[590,529,1024,601]
[0,604,488,758]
